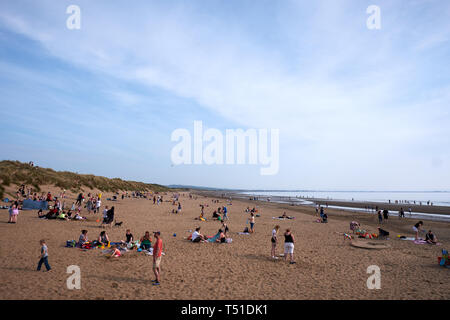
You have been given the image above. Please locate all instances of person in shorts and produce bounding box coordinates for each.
[271,225,280,259]
[152,231,163,286]
[413,221,423,240]
[284,229,296,264]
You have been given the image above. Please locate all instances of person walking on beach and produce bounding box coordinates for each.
[37,239,51,272]
[399,207,405,219]
[383,209,389,222]
[223,206,228,221]
[284,229,296,264]
[377,210,383,224]
[248,212,255,233]
[152,231,163,286]
[271,225,280,259]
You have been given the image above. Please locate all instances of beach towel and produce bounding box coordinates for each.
[238,232,250,235]
[207,232,221,243]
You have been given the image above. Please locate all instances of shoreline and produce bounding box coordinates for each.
[198,190,450,221]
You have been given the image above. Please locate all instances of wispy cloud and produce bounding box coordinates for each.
[0,0,449,189]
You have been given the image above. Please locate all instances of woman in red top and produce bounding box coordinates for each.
[152,231,163,286]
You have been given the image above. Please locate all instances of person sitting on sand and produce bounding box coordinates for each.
[140,231,152,250]
[124,229,134,244]
[212,210,219,219]
[78,230,88,247]
[413,221,423,240]
[98,231,110,246]
[216,229,226,243]
[57,211,67,220]
[108,245,122,258]
[38,209,46,219]
[425,230,438,245]
[321,213,328,223]
[192,227,208,243]
[222,223,229,237]
[45,208,58,220]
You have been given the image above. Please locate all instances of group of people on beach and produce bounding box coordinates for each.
[271,225,296,264]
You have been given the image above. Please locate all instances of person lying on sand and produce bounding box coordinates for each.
[192,227,208,243]
[278,212,294,219]
[425,230,438,244]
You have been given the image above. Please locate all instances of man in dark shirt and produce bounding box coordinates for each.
[425,230,437,244]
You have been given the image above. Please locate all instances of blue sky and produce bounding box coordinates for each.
[0,0,449,190]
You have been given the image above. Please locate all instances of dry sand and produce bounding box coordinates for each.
[1,186,449,300]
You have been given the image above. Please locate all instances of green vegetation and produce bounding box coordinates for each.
[0,160,171,198]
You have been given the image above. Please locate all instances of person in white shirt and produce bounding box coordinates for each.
[191,227,207,243]
[96,199,101,213]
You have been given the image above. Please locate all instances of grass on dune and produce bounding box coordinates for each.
[0,160,171,199]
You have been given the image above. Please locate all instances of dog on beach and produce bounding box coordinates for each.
[114,221,123,227]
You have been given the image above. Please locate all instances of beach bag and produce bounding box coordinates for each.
[66,240,76,247]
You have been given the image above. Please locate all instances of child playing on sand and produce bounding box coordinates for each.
[37,239,51,271]
[108,245,121,258]
[271,225,280,259]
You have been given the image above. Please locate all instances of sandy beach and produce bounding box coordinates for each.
[1,185,449,300]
